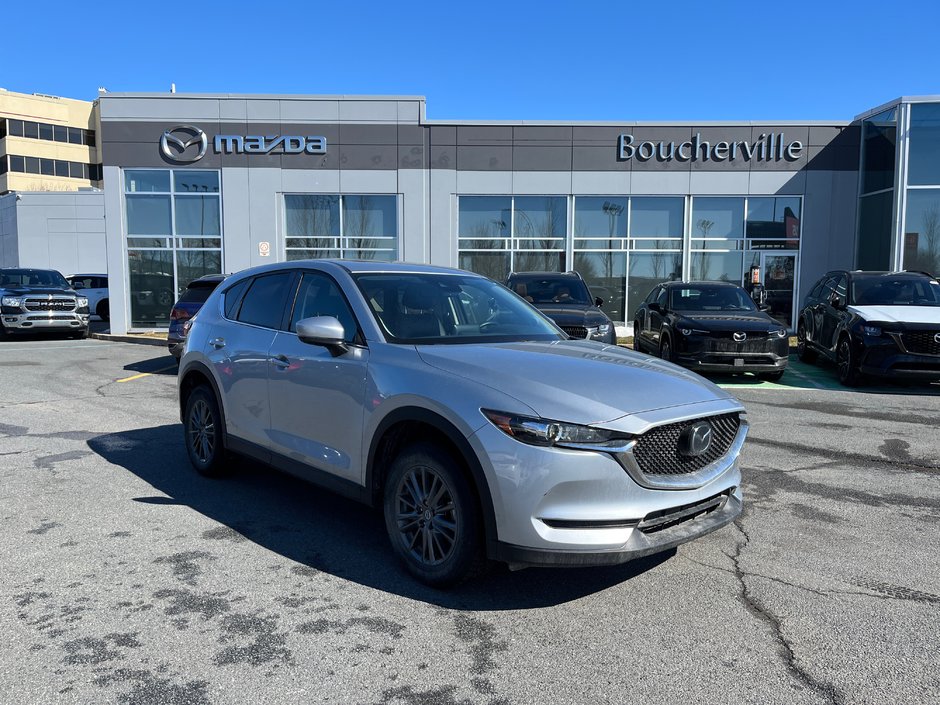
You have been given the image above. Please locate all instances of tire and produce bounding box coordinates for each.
[97,299,110,321]
[71,328,89,340]
[183,385,229,477]
[633,322,642,352]
[758,370,785,383]
[836,336,862,387]
[796,321,816,363]
[659,336,673,362]
[383,442,486,588]
[0,323,7,340]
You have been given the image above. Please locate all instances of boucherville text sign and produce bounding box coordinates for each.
[618,132,803,162]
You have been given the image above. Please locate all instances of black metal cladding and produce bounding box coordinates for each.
[633,413,740,476]
[902,331,940,356]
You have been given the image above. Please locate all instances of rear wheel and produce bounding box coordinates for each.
[796,322,816,363]
[836,336,861,387]
[184,385,229,477]
[97,299,110,321]
[659,337,673,362]
[384,443,486,588]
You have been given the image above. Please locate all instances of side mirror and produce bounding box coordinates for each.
[594,296,604,308]
[648,302,661,313]
[759,303,770,312]
[296,316,348,355]
[828,292,844,309]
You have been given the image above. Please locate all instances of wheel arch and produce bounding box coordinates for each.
[178,361,227,432]
[366,407,498,557]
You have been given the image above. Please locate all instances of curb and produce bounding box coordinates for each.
[91,332,168,347]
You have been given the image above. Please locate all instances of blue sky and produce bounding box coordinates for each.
[4,0,938,121]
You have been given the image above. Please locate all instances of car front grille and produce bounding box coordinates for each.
[703,335,774,353]
[901,331,940,356]
[632,413,740,476]
[24,297,76,312]
[561,325,588,339]
[637,490,732,534]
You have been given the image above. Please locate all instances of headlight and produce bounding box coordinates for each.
[1,296,21,307]
[589,324,611,338]
[77,297,89,308]
[771,328,788,338]
[679,327,709,336]
[482,409,632,450]
[862,325,882,337]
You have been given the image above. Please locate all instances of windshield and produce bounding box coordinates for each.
[509,276,592,305]
[850,275,940,306]
[354,273,565,344]
[0,269,70,289]
[670,285,757,312]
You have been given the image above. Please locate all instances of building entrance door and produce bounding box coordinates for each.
[759,252,797,330]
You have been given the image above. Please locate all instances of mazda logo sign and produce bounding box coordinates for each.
[160,125,208,163]
[680,421,713,457]
[733,332,746,343]
[935,332,940,344]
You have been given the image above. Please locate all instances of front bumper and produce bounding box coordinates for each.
[469,410,743,565]
[675,334,789,373]
[2,312,89,332]
[857,335,940,380]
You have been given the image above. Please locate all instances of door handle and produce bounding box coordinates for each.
[271,354,290,369]
[210,337,225,349]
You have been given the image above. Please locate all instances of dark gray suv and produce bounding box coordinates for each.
[178,260,746,586]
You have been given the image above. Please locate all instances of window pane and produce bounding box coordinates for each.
[573,252,626,321]
[24,122,39,139]
[289,273,358,342]
[53,125,68,142]
[175,250,222,299]
[747,197,801,240]
[39,123,54,141]
[85,130,96,147]
[513,197,566,238]
[689,251,744,283]
[459,251,510,282]
[0,120,5,140]
[69,162,87,179]
[908,103,940,186]
[128,249,175,327]
[40,158,54,176]
[512,251,565,272]
[223,279,249,319]
[238,273,294,329]
[574,197,627,238]
[9,119,25,137]
[285,195,339,237]
[0,156,6,175]
[127,237,170,248]
[857,191,893,270]
[343,195,396,237]
[68,127,83,144]
[345,248,397,262]
[174,170,219,192]
[25,157,40,174]
[692,197,744,239]
[286,248,339,260]
[630,197,684,238]
[54,160,69,177]
[10,156,25,172]
[458,196,511,238]
[175,195,221,236]
[126,195,172,235]
[903,188,940,274]
[124,170,170,193]
[627,252,683,320]
[862,108,897,194]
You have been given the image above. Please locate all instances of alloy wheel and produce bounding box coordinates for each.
[188,398,216,464]
[395,466,459,566]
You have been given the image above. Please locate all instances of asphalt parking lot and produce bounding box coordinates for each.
[1,337,939,705]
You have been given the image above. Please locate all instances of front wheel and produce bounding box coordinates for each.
[659,337,673,362]
[758,370,785,382]
[184,386,229,477]
[384,443,486,588]
[797,322,816,363]
[836,336,861,387]
[633,322,642,351]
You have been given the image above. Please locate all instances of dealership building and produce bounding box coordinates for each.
[7,91,940,334]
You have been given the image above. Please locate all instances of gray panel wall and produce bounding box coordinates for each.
[0,194,18,267]
[0,192,106,273]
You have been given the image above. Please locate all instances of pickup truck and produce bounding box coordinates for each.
[0,268,90,338]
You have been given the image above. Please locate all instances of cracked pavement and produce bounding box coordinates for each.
[1,338,939,704]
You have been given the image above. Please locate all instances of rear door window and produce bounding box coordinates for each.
[236,273,295,329]
[222,279,249,320]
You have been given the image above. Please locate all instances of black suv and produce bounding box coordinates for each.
[633,281,789,381]
[797,270,940,385]
[1,268,90,338]
[505,271,616,345]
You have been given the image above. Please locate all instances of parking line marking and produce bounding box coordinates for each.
[116,365,176,383]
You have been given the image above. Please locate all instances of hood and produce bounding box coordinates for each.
[847,305,940,325]
[676,311,782,332]
[416,340,732,425]
[533,303,610,328]
[0,286,78,296]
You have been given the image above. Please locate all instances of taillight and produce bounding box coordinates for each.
[181,318,194,337]
[170,307,192,321]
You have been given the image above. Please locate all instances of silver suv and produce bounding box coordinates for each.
[179,260,746,586]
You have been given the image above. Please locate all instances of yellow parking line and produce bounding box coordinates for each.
[116,365,176,383]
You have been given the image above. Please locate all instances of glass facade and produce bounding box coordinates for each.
[284,194,398,261]
[458,194,802,327]
[857,108,898,270]
[123,169,222,328]
[904,103,940,275]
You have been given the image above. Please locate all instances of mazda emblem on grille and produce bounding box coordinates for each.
[935,332,940,344]
[680,421,713,457]
[733,332,746,342]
